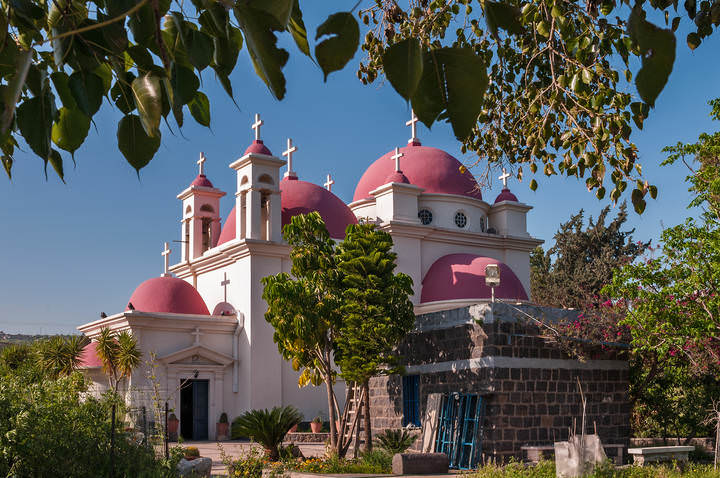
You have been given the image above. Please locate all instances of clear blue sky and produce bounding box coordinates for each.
[0,4,716,334]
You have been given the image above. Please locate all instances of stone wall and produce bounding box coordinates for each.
[369,303,631,464]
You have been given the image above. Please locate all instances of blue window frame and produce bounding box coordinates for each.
[402,375,421,427]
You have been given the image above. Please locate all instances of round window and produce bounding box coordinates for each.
[454,211,467,228]
[418,209,433,225]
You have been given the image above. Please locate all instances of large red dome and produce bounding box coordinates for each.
[127,277,210,315]
[217,177,358,244]
[421,254,528,303]
[353,142,482,202]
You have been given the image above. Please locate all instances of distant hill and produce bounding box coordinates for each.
[0,333,76,349]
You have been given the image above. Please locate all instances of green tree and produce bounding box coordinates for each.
[94,327,142,392]
[262,212,415,458]
[531,202,649,309]
[335,222,415,452]
[37,334,89,377]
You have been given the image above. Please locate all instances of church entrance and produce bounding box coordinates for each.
[180,379,209,440]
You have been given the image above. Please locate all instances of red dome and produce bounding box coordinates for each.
[385,171,410,184]
[353,142,482,202]
[127,277,210,315]
[191,174,214,188]
[245,140,272,156]
[421,254,528,303]
[78,341,103,369]
[217,177,358,244]
[495,188,518,203]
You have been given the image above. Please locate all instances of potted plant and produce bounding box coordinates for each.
[183,446,200,461]
[217,412,229,441]
[167,413,179,441]
[310,415,323,433]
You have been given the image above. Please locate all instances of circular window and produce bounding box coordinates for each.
[418,209,433,225]
[454,211,467,228]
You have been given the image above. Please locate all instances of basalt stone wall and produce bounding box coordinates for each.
[369,303,631,464]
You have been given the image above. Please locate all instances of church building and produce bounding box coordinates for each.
[76,112,578,450]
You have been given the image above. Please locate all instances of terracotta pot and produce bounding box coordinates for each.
[168,417,179,441]
[216,422,229,441]
[288,424,298,433]
[310,421,322,433]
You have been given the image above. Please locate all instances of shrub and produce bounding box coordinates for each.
[375,428,417,455]
[219,444,266,478]
[183,446,200,458]
[231,406,303,460]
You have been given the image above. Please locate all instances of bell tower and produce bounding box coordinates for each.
[177,153,226,260]
[229,114,285,242]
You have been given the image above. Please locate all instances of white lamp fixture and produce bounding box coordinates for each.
[485,264,500,303]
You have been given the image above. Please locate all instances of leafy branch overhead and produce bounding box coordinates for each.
[0,0,715,210]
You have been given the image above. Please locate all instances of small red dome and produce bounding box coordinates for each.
[384,171,410,184]
[217,177,358,244]
[127,277,210,315]
[421,254,528,303]
[245,140,272,156]
[78,341,103,369]
[354,142,482,201]
[495,188,518,203]
[191,174,214,188]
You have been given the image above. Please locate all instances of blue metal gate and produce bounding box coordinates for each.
[434,393,485,469]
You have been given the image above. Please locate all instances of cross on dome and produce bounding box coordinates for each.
[391,147,404,172]
[251,113,263,141]
[324,174,335,192]
[221,273,230,302]
[197,152,206,175]
[283,138,298,178]
[499,168,511,188]
[406,110,419,143]
[161,242,171,277]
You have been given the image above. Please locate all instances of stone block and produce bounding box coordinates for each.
[177,457,212,478]
[392,453,449,475]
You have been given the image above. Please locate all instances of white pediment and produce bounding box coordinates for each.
[158,344,234,367]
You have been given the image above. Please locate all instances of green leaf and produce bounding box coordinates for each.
[1,155,11,179]
[382,38,423,102]
[484,1,523,37]
[16,92,55,161]
[530,178,538,191]
[233,5,289,99]
[50,71,77,109]
[47,148,64,182]
[628,7,676,107]
[127,44,154,71]
[188,91,210,127]
[410,50,445,128]
[110,72,137,114]
[256,0,294,28]
[315,12,359,81]
[288,0,311,58]
[117,114,161,173]
[437,48,489,141]
[631,188,646,213]
[213,28,243,76]
[686,32,701,49]
[131,73,163,137]
[69,72,104,116]
[170,63,199,106]
[186,29,213,71]
[52,107,90,154]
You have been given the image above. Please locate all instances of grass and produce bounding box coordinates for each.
[467,460,720,478]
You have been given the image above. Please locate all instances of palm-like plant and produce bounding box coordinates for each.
[38,335,90,377]
[375,429,417,455]
[232,406,303,461]
[95,327,142,392]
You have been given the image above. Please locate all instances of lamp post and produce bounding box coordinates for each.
[485,264,501,303]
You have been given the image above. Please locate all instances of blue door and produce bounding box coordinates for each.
[435,393,485,469]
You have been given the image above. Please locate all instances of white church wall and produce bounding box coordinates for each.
[392,234,423,303]
[417,194,489,233]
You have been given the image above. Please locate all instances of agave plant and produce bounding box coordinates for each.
[375,429,417,455]
[38,335,90,377]
[232,406,303,461]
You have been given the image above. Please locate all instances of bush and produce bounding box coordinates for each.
[219,445,266,478]
[231,406,303,460]
[375,428,417,455]
[183,446,200,458]
[468,460,720,478]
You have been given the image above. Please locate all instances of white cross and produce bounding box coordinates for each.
[406,110,419,142]
[221,273,230,302]
[251,113,263,141]
[191,327,203,345]
[324,174,335,192]
[283,138,297,178]
[161,242,171,277]
[499,168,511,188]
[391,147,404,172]
[197,152,206,175]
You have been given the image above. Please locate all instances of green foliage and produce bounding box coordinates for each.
[94,327,142,391]
[272,450,392,474]
[374,428,417,455]
[220,444,265,478]
[530,202,649,309]
[183,446,199,458]
[335,222,416,383]
[468,460,720,477]
[36,334,90,378]
[231,406,303,461]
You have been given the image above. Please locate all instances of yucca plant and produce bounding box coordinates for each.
[375,429,417,455]
[232,406,303,461]
[38,335,90,377]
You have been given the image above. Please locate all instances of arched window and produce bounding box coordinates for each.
[200,204,214,213]
[185,205,192,215]
[240,191,247,239]
[454,211,467,228]
[480,216,486,232]
[418,209,433,225]
[260,192,270,241]
[240,175,249,185]
[201,218,213,251]
[258,174,274,185]
[184,220,190,259]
